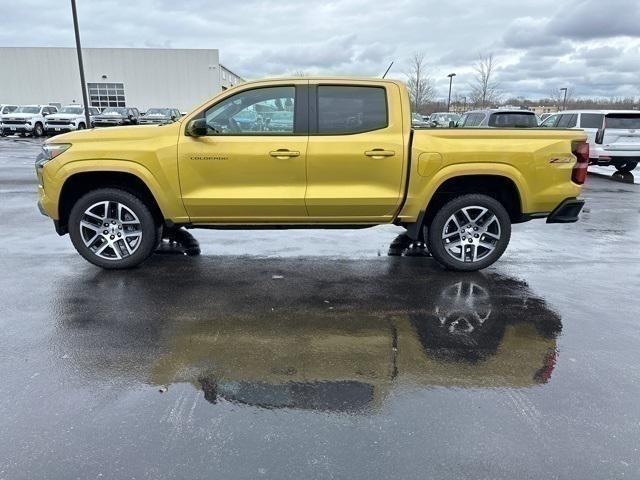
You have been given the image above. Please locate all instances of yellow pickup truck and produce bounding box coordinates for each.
[36,77,589,271]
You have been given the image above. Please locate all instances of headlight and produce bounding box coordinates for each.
[36,143,71,169]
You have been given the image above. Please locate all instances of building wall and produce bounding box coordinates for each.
[0,47,241,112]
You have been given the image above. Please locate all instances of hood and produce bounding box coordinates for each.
[47,123,178,143]
[47,113,83,121]
[3,113,37,120]
[95,114,126,119]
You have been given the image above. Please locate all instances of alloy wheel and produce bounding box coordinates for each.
[441,206,501,263]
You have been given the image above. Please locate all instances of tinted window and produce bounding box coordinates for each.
[205,86,295,135]
[606,114,640,129]
[580,113,603,129]
[556,114,577,128]
[488,112,537,128]
[317,86,387,134]
[539,114,559,127]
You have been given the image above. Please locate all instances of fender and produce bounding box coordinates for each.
[49,159,189,222]
[401,163,529,240]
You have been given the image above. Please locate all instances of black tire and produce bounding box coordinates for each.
[428,194,511,271]
[33,122,44,137]
[78,122,86,130]
[68,188,158,269]
[615,161,638,173]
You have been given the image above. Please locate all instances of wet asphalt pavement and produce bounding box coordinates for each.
[1,136,639,479]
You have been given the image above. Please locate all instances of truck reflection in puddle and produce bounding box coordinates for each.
[56,259,562,413]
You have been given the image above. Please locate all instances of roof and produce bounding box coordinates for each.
[465,108,535,114]
[238,76,405,86]
[555,109,640,114]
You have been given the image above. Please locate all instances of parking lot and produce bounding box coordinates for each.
[1,136,639,479]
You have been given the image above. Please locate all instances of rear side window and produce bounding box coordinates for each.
[556,114,577,128]
[463,113,485,127]
[317,86,387,134]
[489,112,537,128]
[606,114,640,129]
[580,114,604,129]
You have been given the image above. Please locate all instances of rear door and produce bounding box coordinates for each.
[602,113,640,152]
[577,113,603,149]
[304,82,405,220]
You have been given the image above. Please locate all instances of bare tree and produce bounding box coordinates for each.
[292,70,308,77]
[469,53,500,108]
[406,52,434,113]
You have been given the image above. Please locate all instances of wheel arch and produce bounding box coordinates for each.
[57,170,165,234]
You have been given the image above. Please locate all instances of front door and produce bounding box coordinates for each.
[305,83,406,221]
[178,83,308,222]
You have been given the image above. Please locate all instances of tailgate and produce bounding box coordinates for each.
[603,113,640,151]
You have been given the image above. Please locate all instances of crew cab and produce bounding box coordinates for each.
[92,107,140,127]
[2,105,58,137]
[540,110,640,173]
[35,77,588,271]
[44,105,100,135]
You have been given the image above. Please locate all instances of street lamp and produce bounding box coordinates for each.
[70,0,91,129]
[447,73,456,112]
[560,87,568,111]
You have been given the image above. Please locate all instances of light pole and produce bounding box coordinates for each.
[447,73,456,112]
[560,87,568,111]
[71,0,91,128]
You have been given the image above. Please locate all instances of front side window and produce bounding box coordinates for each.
[317,86,387,134]
[580,113,604,129]
[539,114,559,127]
[205,86,295,135]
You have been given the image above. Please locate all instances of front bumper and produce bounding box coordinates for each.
[45,124,77,133]
[2,124,33,134]
[94,121,124,127]
[546,198,585,223]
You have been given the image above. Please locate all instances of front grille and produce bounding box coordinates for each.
[47,120,71,126]
[3,119,29,125]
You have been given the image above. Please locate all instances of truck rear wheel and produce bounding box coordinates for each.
[428,194,511,271]
[615,161,637,173]
[68,188,158,269]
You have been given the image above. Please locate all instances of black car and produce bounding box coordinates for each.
[93,107,141,127]
[138,108,182,125]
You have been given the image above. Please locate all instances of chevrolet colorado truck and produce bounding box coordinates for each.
[35,77,588,271]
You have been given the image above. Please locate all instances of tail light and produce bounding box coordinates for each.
[571,141,589,185]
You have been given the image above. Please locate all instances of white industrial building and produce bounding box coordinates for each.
[0,47,243,112]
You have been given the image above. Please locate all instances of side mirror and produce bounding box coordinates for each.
[595,128,605,145]
[187,118,208,137]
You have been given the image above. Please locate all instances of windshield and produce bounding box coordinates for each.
[489,112,537,128]
[145,108,171,116]
[16,106,40,114]
[101,107,127,115]
[59,106,84,114]
[606,114,640,129]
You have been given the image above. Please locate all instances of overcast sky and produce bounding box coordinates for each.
[2,0,639,100]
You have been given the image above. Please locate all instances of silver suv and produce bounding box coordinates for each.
[457,109,538,128]
[540,110,639,173]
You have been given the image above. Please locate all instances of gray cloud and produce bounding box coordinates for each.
[0,0,638,99]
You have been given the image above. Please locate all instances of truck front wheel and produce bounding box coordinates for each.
[68,188,158,269]
[428,194,511,271]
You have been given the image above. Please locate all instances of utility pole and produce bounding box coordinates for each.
[447,73,456,112]
[560,87,568,111]
[71,0,92,128]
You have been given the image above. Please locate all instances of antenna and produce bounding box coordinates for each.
[382,61,394,79]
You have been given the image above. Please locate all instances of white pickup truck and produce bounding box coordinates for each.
[45,105,100,135]
[1,105,58,137]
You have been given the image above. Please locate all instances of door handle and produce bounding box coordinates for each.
[365,149,395,158]
[269,149,300,158]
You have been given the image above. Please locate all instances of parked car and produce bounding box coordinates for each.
[429,112,460,128]
[457,109,538,128]
[411,113,430,127]
[0,104,19,136]
[92,107,140,127]
[540,110,640,173]
[139,108,182,125]
[45,105,100,135]
[1,105,58,137]
[36,77,588,271]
